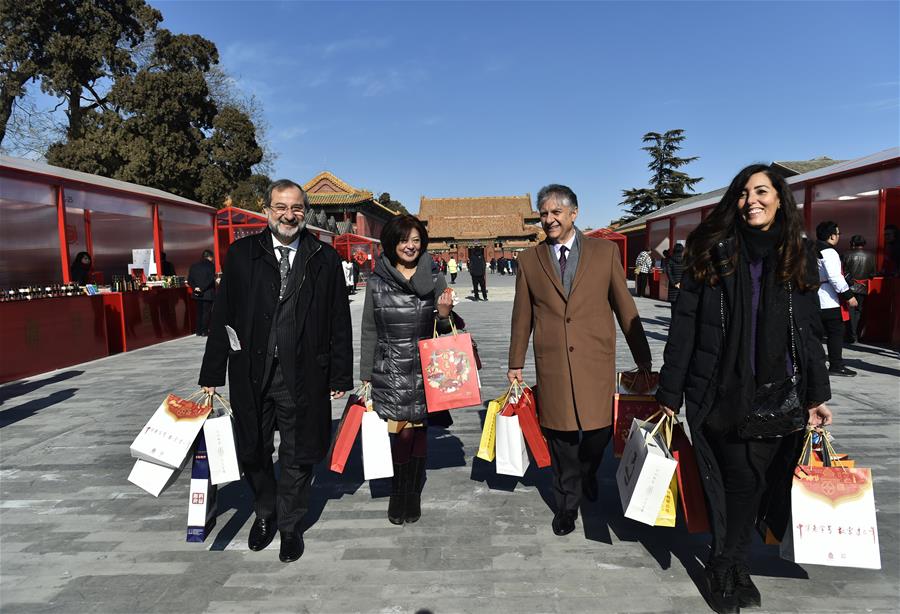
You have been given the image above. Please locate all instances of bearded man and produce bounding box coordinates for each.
[198,179,353,562]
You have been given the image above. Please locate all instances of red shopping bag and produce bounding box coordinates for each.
[329,390,367,474]
[613,394,659,457]
[505,385,551,468]
[670,423,710,534]
[418,320,481,412]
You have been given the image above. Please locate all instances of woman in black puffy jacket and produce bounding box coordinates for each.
[656,164,832,614]
[359,215,455,525]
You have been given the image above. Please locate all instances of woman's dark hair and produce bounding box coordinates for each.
[71,251,91,266]
[685,163,814,290]
[849,235,866,248]
[380,214,429,266]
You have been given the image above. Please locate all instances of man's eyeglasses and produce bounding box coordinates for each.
[268,205,305,215]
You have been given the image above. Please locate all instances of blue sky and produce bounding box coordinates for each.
[152,0,898,227]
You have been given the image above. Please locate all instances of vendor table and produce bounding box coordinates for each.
[102,287,194,354]
[0,295,109,384]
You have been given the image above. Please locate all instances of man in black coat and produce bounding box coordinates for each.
[187,249,216,336]
[469,248,488,300]
[199,179,353,563]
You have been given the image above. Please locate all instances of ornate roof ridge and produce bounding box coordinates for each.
[304,171,372,197]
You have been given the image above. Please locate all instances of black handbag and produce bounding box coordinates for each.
[732,285,807,439]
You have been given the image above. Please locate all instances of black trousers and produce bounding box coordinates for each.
[636,273,649,297]
[707,431,781,563]
[847,295,864,342]
[242,360,313,533]
[450,272,457,284]
[543,426,612,512]
[819,307,845,368]
[472,274,487,299]
[195,299,213,335]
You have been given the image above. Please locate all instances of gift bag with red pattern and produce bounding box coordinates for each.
[613,394,659,458]
[781,430,880,569]
[418,319,481,412]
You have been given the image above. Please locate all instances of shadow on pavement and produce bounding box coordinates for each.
[209,480,254,551]
[0,388,78,428]
[845,358,900,377]
[0,370,83,406]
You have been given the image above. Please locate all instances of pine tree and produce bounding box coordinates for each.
[619,129,702,220]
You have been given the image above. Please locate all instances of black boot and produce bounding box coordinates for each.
[405,456,426,523]
[388,462,406,525]
[732,562,761,608]
[705,557,740,614]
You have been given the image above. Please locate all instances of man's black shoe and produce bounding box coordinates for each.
[829,365,857,377]
[279,532,304,563]
[582,476,598,503]
[732,562,761,608]
[705,561,740,614]
[551,510,577,536]
[248,516,277,551]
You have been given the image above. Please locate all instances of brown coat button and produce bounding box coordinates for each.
[569,346,574,352]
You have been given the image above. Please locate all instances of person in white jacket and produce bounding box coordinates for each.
[815,221,858,376]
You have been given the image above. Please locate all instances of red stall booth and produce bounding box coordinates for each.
[0,156,216,383]
[584,227,627,271]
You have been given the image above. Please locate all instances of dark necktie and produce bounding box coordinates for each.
[558,245,568,280]
[277,246,291,299]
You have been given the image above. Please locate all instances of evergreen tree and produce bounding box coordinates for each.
[46,30,262,205]
[619,129,702,220]
[0,0,161,144]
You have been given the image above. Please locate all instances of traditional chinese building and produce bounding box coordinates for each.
[418,194,545,262]
[302,171,400,239]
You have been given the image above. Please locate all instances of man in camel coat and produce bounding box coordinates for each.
[508,184,652,537]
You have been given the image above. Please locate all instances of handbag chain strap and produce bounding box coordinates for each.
[719,281,799,374]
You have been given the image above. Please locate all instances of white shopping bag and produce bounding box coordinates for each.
[495,413,530,477]
[203,395,241,486]
[127,458,183,497]
[615,415,678,526]
[130,393,211,469]
[361,411,394,481]
[781,465,881,569]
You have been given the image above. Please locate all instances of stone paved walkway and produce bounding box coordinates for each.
[1,270,898,613]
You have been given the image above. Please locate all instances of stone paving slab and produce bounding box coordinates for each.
[1,270,898,613]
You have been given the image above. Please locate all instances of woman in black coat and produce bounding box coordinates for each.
[665,243,686,315]
[359,215,455,525]
[656,164,832,614]
[70,251,92,285]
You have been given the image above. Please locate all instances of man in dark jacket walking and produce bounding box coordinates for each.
[188,250,216,336]
[199,179,353,563]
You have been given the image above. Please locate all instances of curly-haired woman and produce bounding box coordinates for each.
[656,164,832,613]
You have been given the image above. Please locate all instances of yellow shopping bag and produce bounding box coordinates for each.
[476,385,515,462]
[654,474,679,527]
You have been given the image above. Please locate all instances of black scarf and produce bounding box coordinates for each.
[707,218,792,434]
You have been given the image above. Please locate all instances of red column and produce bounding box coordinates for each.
[152,203,163,276]
[213,216,222,272]
[84,209,94,258]
[57,185,71,283]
